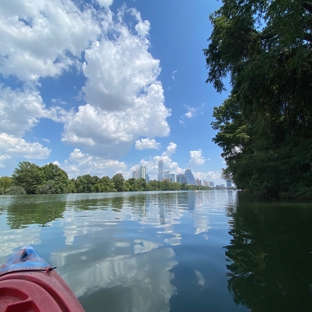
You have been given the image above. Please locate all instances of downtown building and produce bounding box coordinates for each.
[185,169,197,185]
[132,168,139,179]
[158,160,164,181]
[177,173,187,184]
[163,171,177,183]
[139,166,146,179]
[169,173,176,183]
[133,166,147,180]
[196,178,202,186]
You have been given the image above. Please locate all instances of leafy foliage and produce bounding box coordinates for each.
[204,0,312,198]
[0,176,13,194]
[111,173,125,192]
[40,163,70,193]
[12,162,44,194]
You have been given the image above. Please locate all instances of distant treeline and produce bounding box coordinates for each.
[0,161,211,195]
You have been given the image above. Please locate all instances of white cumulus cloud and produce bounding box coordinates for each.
[96,0,113,8]
[135,138,161,150]
[61,148,127,178]
[0,133,51,159]
[62,7,170,158]
[0,0,101,82]
[189,149,206,166]
[0,154,12,168]
[0,86,46,137]
[162,142,177,158]
[0,1,171,168]
[185,111,193,118]
[206,171,221,180]
[0,86,66,137]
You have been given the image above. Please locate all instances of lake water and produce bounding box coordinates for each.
[0,190,312,311]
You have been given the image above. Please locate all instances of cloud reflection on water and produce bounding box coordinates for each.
[0,227,41,262]
[0,191,237,312]
[50,241,177,312]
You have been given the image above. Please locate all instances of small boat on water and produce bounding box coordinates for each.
[0,246,85,312]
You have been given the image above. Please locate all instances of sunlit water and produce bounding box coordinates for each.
[0,191,312,312]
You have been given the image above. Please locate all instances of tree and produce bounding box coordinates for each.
[40,163,70,194]
[111,173,125,192]
[92,176,116,192]
[204,0,312,198]
[147,180,161,191]
[136,178,147,191]
[12,162,44,194]
[124,178,137,191]
[74,175,98,193]
[0,176,13,194]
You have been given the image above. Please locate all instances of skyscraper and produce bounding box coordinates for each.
[185,169,197,185]
[139,166,146,179]
[145,174,150,183]
[132,169,139,179]
[177,173,186,184]
[158,160,164,181]
[169,173,176,183]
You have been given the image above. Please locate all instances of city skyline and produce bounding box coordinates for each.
[132,161,219,186]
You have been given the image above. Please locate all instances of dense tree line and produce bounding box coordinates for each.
[0,161,210,195]
[204,0,312,198]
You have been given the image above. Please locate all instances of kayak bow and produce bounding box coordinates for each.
[0,246,85,312]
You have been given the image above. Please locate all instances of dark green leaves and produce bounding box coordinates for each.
[204,0,312,198]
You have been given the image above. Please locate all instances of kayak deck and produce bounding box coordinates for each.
[0,246,85,312]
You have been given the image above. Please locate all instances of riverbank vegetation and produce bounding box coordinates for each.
[0,161,211,195]
[204,1,312,198]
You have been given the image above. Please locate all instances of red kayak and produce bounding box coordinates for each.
[0,246,85,312]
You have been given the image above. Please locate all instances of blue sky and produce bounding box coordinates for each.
[0,0,229,184]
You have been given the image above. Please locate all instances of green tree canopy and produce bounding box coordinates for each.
[0,176,13,194]
[92,176,116,192]
[204,0,312,198]
[39,163,70,194]
[111,173,125,192]
[12,162,44,194]
[75,175,99,193]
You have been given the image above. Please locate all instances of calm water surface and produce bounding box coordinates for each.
[0,191,312,312]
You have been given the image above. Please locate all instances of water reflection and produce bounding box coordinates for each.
[0,190,240,312]
[51,244,177,312]
[0,227,41,259]
[5,195,66,229]
[0,195,67,260]
[225,195,312,311]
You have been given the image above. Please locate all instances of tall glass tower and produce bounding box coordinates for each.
[139,166,146,179]
[185,169,197,185]
[158,160,164,181]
